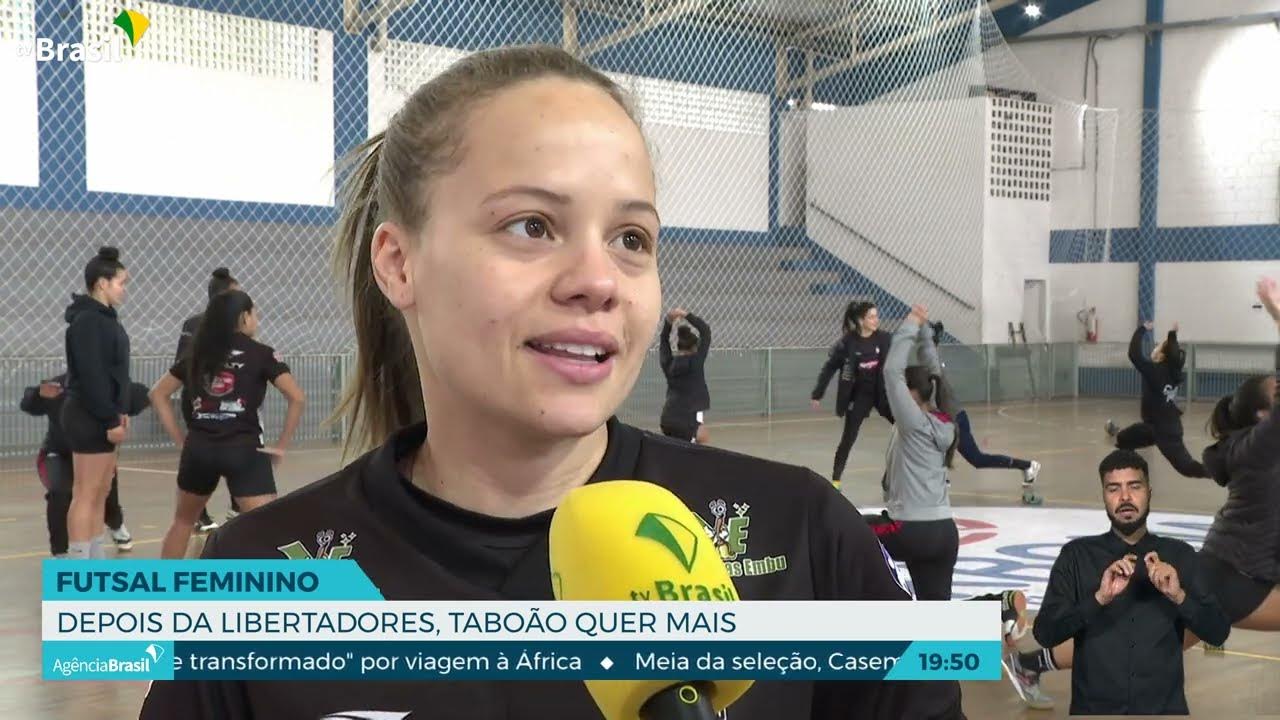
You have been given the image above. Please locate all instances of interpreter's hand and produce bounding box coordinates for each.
[1145,552,1186,605]
[1095,553,1137,606]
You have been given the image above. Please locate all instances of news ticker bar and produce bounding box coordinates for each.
[43,640,1003,682]
[43,601,999,642]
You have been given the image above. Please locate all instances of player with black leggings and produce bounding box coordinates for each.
[61,246,131,560]
[870,304,960,601]
[1106,321,1207,478]
[149,289,306,559]
[1197,277,1280,631]
[811,301,893,487]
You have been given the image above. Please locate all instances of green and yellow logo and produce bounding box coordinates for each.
[701,499,788,579]
[635,512,699,572]
[112,9,150,47]
[277,530,356,560]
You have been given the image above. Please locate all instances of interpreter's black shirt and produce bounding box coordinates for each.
[1032,530,1231,715]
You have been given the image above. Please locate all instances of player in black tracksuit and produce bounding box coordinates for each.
[1106,322,1207,478]
[62,246,132,560]
[178,268,243,530]
[1196,277,1280,630]
[658,308,711,444]
[20,374,149,555]
[141,45,965,720]
[812,301,893,486]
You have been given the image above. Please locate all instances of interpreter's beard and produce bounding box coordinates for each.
[1108,503,1149,536]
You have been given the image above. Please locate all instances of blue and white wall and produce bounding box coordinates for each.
[1010,0,1280,343]
[0,0,819,354]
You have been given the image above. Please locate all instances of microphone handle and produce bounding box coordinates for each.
[639,682,718,720]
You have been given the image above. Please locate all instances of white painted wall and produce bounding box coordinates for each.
[806,97,986,342]
[1158,0,1280,228]
[778,109,806,226]
[368,41,769,232]
[0,40,39,187]
[983,197,1051,343]
[645,121,769,232]
[1155,261,1280,343]
[1048,262,1139,342]
[85,34,335,205]
[1010,0,1144,231]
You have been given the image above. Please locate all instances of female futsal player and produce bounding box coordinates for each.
[924,325,1042,505]
[149,289,305,559]
[1105,321,1207,478]
[811,301,893,487]
[869,304,961,601]
[177,267,243,532]
[21,374,149,555]
[140,45,964,719]
[658,307,710,444]
[61,246,131,560]
[1197,277,1280,631]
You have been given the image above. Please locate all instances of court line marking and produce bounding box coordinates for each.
[676,399,1116,431]
[0,447,340,474]
[1218,648,1280,663]
[0,538,161,561]
[117,466,177,476]
[946,489,1210,516]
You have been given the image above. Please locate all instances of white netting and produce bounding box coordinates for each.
[0,0,1156,355]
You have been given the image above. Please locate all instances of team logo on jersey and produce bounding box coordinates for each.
[698,499,788,579]
[277,529,357,560]
[206,370,236,397]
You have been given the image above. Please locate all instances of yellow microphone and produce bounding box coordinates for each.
[549,480,753,720]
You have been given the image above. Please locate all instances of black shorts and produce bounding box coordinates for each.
[1199,550,1274,624]
[660,411,704,443]
[178,444,276,498]
[60,400,115,454]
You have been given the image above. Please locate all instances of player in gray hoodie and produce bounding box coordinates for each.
[871,305,960,600]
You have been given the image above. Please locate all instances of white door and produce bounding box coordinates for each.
[1022,279,1048,343]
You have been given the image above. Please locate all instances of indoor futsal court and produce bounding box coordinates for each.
[5,0,1280,718]
[5,400,1280,716]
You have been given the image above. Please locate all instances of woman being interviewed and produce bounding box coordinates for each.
[140,45,963,719]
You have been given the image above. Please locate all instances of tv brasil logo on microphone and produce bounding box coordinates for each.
[627,512,737,601]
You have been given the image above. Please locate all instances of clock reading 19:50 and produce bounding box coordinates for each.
[918,652,981,672]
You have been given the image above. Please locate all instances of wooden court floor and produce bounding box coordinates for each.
[2,398,1277,718]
